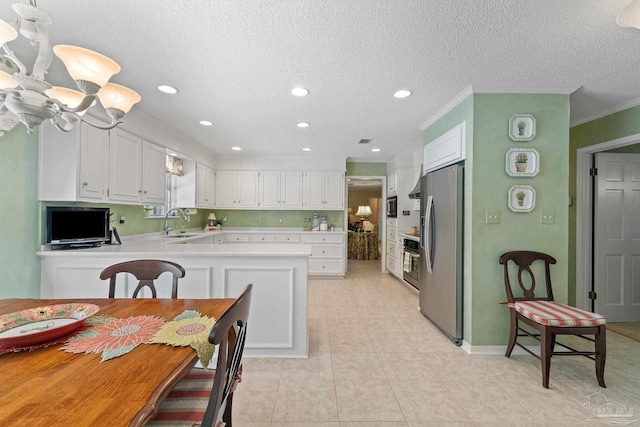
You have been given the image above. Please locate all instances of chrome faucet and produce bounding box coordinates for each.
[164,208,188,235]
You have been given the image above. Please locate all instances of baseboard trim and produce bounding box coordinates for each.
[460,341,540,356]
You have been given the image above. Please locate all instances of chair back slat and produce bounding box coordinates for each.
[201,284,252,427]
[99,259,185,298]
[499,251,556,303]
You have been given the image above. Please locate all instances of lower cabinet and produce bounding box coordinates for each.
[301,234,346,276]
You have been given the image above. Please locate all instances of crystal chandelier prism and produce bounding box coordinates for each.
[0,1,141,136]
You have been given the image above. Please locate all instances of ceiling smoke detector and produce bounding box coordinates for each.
[358,139,372,144]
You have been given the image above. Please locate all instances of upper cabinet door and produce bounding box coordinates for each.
[259,171,281,208]
[236,171,259,207]
[141,141,166,205]
[215,170,237,208]
[304,172,325,209]
[280,171,303,208]
[323,172,344,209]
[78,123,109,200]
[109,128,142,203]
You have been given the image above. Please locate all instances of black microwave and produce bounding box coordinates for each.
[386,196,397,217]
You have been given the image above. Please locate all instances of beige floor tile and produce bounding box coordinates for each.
[282,352,334,379]
[389,378,471,422]
[273,379,339,422]
[340,423,408,427]
[424,352,491,380]
[444,378,536,423]
[335,379,405,422]
[407,423,476,427]
[377,352,438,381]
[332,352,387,379]
[233,423,272,427]
[330,328,375,353]
[277,423,340,427]
[241,357,284,379]
[233,377,280,422]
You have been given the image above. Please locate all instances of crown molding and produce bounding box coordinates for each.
[570,95,640,128]
[419,85,579,131]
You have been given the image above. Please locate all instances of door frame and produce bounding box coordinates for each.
[576,132,640,310]
[345,175,387,273]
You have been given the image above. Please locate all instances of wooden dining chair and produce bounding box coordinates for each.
[99,259,186,298]
[499,251,606,388]
[148,284,252,427]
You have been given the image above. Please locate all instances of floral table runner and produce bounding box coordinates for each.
[1,310,217,366]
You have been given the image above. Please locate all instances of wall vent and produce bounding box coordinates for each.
[358,139,372,144]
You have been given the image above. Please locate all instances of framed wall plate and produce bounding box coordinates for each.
[508,185,536,212]
[506,148,539,177]
[509,114,536,142]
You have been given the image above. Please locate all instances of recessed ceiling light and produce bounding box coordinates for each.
[371,148,381,152]
[302,147,311,151]
[157,84,178,94]
[291,87,309,97]
[297,122,310,128]
[199,120,213,126]
[393,89,412,99]
[231,146,242,151]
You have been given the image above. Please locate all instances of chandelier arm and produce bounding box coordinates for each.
[49,94,96,114]
[51,115,75,132]
[32,21,52,80]
[77,114,122,131]
[2,46,26,75]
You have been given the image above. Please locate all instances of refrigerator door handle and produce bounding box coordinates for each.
[424,195,434,273]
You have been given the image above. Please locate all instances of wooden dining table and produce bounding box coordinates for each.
[0,298,234,427]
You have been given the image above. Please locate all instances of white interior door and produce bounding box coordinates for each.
[594,153,640,321]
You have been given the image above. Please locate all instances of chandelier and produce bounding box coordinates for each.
[0,1,140,136]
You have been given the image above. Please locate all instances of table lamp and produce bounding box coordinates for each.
[207,212,217,227]
[355,205,372,231]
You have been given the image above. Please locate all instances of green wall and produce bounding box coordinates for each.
[346,162,387,176]
[211,210,344,229]
[0,128,40,298]
[568,105,640,306]
[424,93,570,346]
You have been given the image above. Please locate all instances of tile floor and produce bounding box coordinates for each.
[233,260,640,427]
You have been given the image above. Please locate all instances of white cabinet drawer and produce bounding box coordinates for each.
[310,245,342,258]
[213,235,224,244]
[251,234,276,243]
[225,234,250,243]
[387,227,397,241]
[387,218,398,227]
[387,240,397,255]
[309,259,343,274]
[302,234,344,244]
[276,235,300,243]
[386,254,396,274]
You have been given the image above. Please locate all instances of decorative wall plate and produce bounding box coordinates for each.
[508,185,536,212]
[509,114,536,142]
[0,303,100,348]
[506,148,540,177]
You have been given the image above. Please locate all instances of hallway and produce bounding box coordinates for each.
[233,259,640,426]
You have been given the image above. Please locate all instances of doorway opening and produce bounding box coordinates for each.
[345,176,386,273]
[576,134,640,332]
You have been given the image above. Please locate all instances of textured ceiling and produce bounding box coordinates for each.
[4,1,639,161]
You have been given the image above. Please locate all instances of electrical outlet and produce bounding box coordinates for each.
[541,211,555,224]
[119,216,125,224]
[279,218,283,223]
[485,210,500,224]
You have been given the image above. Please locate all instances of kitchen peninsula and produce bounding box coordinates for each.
[36,229,333,358]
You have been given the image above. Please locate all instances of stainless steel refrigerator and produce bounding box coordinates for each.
[419,163,463,345]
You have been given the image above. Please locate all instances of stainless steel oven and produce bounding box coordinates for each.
[403,238,419,290]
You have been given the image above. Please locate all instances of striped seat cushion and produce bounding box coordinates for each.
[511,301,606,327]
[148,365,243,427]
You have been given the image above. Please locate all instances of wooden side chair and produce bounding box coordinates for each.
[499,251,606,388]
[99,259,185,298]
[148,284,253,427]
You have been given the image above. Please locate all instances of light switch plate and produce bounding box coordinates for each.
[541,211,555,224]
[486,210,500,224]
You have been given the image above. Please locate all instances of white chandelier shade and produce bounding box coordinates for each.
[617,0,640,28]
[0,2,140,135]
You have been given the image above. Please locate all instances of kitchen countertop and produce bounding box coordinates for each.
[398,231,420,241]
[36,227,347,257]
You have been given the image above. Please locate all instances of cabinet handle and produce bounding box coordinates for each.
[82,182,88,186]
[138,190,142,193]
[143,190,147,194]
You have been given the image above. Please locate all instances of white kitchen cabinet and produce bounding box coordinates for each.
[216,170,259,208]
[385,218,401,278]
[303,171,344,210]
[258,171,303,209]
[108,128,166,205]
[196,163,216,207]
[387,169,398,195]
[258,171,280,208]
[301,233,346,276]
[39,121,109,202]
